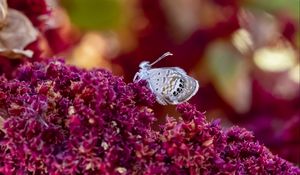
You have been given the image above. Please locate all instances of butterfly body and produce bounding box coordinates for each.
[134,58,199,105]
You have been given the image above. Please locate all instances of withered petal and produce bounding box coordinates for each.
[0,0,8,25]
[0,8,38,58]
[0,48,33,58]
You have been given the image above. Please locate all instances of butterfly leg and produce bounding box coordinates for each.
[165,98,179,105]
[133,72,140,82]
[156,95,167,105]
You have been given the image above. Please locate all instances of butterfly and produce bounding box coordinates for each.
[133,52,199,105]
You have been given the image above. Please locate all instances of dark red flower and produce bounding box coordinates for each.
[7,0,49,29]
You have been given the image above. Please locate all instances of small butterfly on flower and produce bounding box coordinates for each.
[134,52,199,105]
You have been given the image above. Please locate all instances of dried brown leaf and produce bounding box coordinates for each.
[206,41,252,113]
[0,115,4,132]
[0,9,38,58]
[0,0,8,26]
[0,48,33,58]
[238,9,280,48]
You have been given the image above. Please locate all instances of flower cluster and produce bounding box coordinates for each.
[0,60,299,174]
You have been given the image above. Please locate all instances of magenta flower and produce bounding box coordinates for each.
[0,59,299,174]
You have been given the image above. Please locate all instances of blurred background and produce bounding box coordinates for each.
[1,0,300,165]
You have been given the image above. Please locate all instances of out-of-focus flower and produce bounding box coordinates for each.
[205,41,252,113]
[7,0,49,29]
[232,28,254,54]
[43,1,79,55]
[289,64,300,84]
[238,9,280,49]
[67,32,113,70]
[0,59,299,174]
[253,42,297,72]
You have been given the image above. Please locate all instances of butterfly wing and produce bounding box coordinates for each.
[146,67,199,105]
[175,74,199,104]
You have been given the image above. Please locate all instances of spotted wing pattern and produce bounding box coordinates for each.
[146,67,199,105]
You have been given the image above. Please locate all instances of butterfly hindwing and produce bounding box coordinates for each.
[146,67,198,105]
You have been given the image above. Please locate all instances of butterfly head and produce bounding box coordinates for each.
[134,61,151,82]
[139,61,151,70]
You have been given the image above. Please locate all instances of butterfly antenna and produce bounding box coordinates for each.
[150,52,173,66]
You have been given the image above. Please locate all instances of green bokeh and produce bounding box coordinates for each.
[61,0,122,30]
[246,0,300,19]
